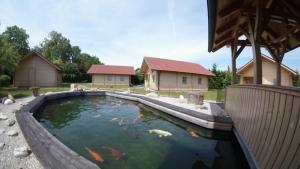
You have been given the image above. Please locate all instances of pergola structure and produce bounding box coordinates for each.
[207,0,300,85]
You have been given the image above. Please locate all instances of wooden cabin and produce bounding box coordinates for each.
[237,55,297,86]
[14,52,62,87]
[87,65,134,86]
[140,57,214,91]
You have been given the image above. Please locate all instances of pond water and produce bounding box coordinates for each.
[35,95,249,169]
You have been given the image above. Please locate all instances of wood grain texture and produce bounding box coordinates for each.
[225,85,300,169]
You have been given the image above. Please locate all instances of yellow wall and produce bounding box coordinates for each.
[92,74,130,86]
[14,54,61,87]
[239,60,294,86]
[144,70,209,91]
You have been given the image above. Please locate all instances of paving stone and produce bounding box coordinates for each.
[7,119,16,126]
[7,130,18,136]
[14,146,30,158]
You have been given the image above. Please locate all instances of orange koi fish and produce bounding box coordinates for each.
[85,147,105,163]
[187,128,199,138]
[102,146,126,160]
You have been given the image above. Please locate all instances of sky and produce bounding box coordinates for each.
[0,0,299,71]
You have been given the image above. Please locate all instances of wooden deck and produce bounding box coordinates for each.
[225,85,300,169]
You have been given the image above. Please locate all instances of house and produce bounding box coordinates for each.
[87,65,135,86]
[237,54,297,86]
[14,51,63,87]
[140,57,214,91]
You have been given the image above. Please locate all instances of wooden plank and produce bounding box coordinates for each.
[246,89,260,145]
[280,97,300,169]
[253,91,270,155]
[273,96,299,169]
[243,88,255,143]
[256,92,275,163]
[265,95,293,169]
[261,94,286,168]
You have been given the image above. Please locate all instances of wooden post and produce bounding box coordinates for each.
[231,43,237,85]
[248,1,263,84]
[275,60,282,86]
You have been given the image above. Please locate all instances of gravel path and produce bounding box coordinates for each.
[0,97,43,169]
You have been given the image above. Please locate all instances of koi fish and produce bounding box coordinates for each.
[187,128,199,138]
[102,146,126,160]
[133,114,143,124]
[85,147,105,163]
[93,114,101,118]
[149,129,172,138]
[110,117,119,122]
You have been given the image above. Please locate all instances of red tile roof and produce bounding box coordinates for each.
[87,65,135,75]
[142,57,215,76]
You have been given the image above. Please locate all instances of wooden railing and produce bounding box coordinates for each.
[225,85,300,169]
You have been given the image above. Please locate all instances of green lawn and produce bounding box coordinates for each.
[0,86,69,98]
[0,83,225,102]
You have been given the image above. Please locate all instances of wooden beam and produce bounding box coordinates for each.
[236,45,245,58]
[231,38,238,85]
[219,2,242,18]
[248,2,263,84]
[216,18,238,34]
[215,31,234,44]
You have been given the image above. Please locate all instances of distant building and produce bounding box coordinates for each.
[237,55,297,86]
[14,51,63,87]
[140,57,214,91]
[87,65,135,86]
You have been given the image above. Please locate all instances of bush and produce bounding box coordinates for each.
[0,75,11,87]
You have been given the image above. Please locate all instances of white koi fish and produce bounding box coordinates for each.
[110,118,119,122]
[93,114,101,118]
[149,129,173,138]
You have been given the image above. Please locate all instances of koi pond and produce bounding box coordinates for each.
[35,95,249,169]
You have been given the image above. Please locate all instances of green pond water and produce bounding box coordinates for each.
[35,95,249,169]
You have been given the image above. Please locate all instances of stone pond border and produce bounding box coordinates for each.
[16,91,233,169]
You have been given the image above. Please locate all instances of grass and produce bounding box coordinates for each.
[0,83,225,102]
[0,86,69,98]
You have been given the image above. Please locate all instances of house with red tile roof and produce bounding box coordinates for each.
[87,65,135,86]
[140,57,214,91]
[237,55,297,86]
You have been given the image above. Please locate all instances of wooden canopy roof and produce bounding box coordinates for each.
[208,0,300,56]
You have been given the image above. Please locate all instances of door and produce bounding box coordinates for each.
[28,68,36,86]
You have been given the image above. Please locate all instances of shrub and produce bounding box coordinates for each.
[0,75,11,87]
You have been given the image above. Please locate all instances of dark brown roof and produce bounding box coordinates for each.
[87,65,135,75]
[141,57,215,76]
[207,0,300,55]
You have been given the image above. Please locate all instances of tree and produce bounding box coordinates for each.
[41,31,73,63]
[131,68,144,85]
[2,25,30,56]
[0,34,19,75]
[294,71,300,87]
[208,63,232,89]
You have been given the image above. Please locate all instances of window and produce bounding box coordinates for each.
[120,75,124,81]
[107,75,112,81]
[198,77,202,85]
[182,76,187,84]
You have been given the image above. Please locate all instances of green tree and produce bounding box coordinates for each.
[41,31,73,63]
[208,63,232,89]
[0,34,19,75]
[131,68,144,85]
[294,71,300,87]
[2,25,30,56]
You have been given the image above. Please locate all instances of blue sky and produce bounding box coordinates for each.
[0,0,299,71]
